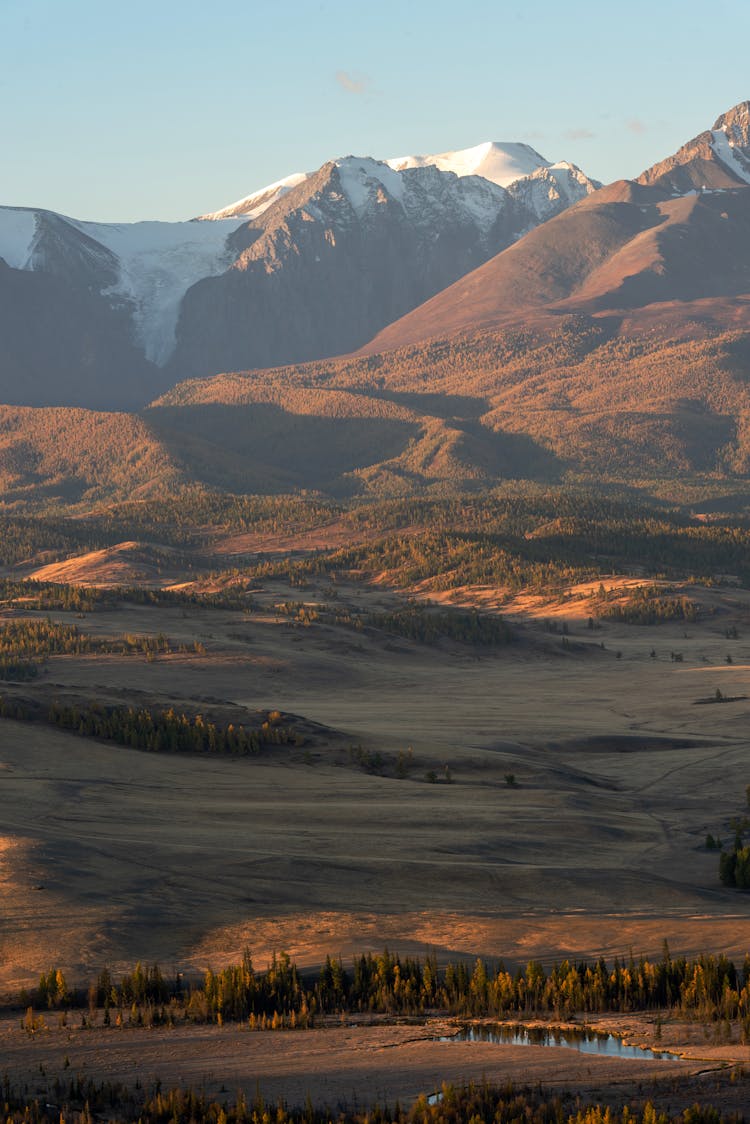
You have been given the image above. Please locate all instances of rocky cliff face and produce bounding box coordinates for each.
[169,157,596,380]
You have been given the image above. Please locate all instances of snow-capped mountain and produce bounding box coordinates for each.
[0,142,597,406]
[200,140,596,222]
[170,153,598,382]
[0,207,249,366]
[638,101,750,193]
[365,101,750,358]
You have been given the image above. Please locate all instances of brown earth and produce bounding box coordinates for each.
[2,1012,748,1112]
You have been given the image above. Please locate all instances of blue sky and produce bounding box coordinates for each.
[1,0,749,221]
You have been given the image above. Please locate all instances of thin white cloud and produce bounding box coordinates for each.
[627,118,647,134]
[565,127,595,141]
[335,70,368,95]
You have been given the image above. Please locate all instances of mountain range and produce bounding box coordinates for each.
[367,102,750,353]
[0,143,596,410]
[2,103,750,504]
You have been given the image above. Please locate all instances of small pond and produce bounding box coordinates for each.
[439,1023,680,1062]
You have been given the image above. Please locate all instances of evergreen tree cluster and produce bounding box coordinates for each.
[594,585,699,625]
[0,658,39,681]
[366,604,513,646]
[33,947,750,1028]
[0,577,251,614]
[46,702,295,756]
[273,598,512,646]
[719,846,750,889]
[0,618,171,660]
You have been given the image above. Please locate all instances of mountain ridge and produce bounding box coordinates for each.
[360,101,750,356]
[0,142,597,407]
[2,100,750,505]
[199,139,596,221]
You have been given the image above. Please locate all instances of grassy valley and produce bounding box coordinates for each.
[2,487,750,1115]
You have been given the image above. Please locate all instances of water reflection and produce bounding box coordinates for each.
[439,1023,679,1061]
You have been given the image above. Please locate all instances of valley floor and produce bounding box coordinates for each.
[0,573,748,989]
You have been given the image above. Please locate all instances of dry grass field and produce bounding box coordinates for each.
[4,537,750,1114]
[1,570,749,997]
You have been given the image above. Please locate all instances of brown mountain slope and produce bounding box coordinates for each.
[0,390,551,508]
[0,406,185,506]
[638,101,750,192]
[359,102,750,356]
[2,319,750,511]
[155,322,750,482]
[361,186,750,354]
[26,542,180,587]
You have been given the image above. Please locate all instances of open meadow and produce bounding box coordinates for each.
[1,569,749,984]
[2,495,750,1116]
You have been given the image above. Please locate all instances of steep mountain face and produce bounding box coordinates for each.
[0,236,161,412]
[637,101,750,192]
[363,101,750,355]
[168,156,597,380]
[0,205,242,408]
[0,144,596,408]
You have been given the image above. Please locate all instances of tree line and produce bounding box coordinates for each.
[26,946,750,1028]
[274,599,513,646]
[593,584,699,625]
[0,696,300,757]
[46,703,298,756]
[0,619,173,681]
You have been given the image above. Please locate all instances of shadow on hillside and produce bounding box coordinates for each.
[144,403,420,494]
[457,420,567,482]
[361,389,489,419]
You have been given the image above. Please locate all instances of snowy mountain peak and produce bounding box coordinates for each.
[638,100,750,194]
[713,101,750,146]
[201,140,589,225]
[709,101,750,186]
[197,172,308,221]
[386,141,549,187]
[0,135,598,386]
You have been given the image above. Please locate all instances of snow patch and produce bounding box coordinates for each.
[546,161,597,201]
[448,175,508,235]
[198,172,309,221]
[0,207,38,268]
[710,129,750,185]
[335,156,405,217]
